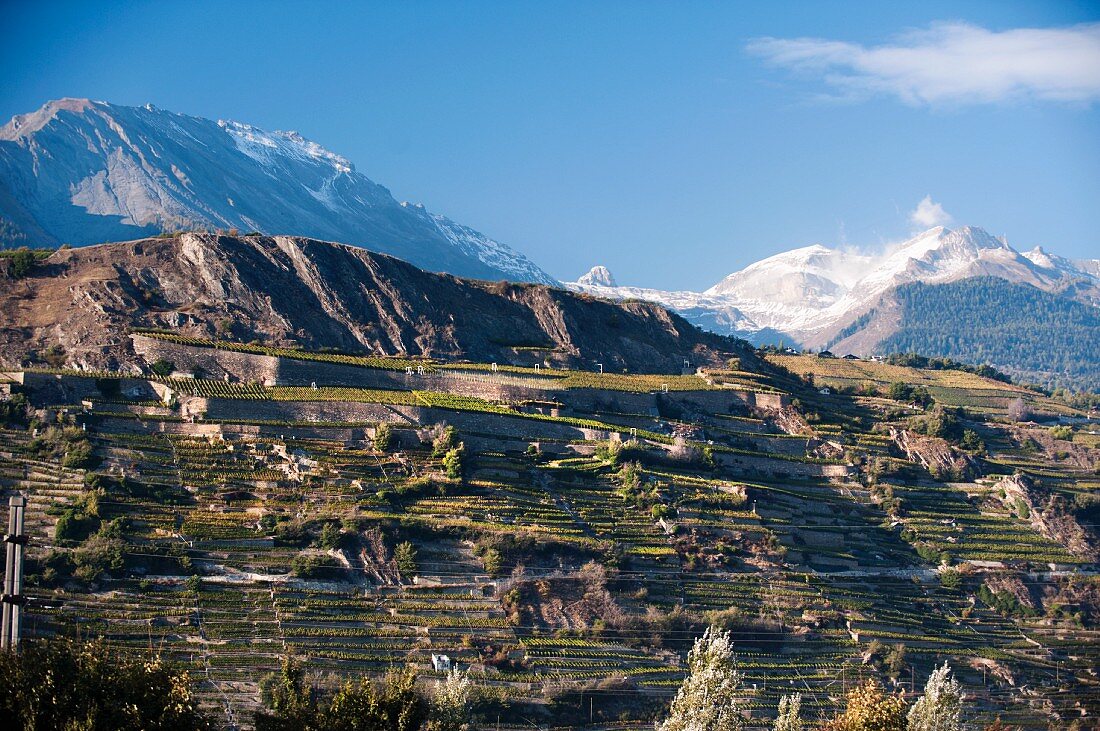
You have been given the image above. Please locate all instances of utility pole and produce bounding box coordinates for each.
[2,495,28,651]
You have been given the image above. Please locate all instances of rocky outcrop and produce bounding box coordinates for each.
[891,428,981,481]
[995,474,1098,561]
[0,233,749,374]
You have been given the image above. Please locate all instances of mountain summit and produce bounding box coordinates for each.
[576,265,617,288]
[0,98,555,284]
[569,225,1100,386]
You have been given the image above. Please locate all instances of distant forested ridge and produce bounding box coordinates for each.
[876,277,1100,392]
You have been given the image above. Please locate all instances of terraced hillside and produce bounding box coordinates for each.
[1,339,1097,730]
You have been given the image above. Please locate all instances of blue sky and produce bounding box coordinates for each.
[2,0,1098,289]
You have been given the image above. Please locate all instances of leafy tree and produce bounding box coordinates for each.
[291,552,341,579]
[595,438,624,465]
[0,391,28,426]
[0,637,211,730]
[888,382,932,408]
[1007,398,1030,423]
[319,667,427,731]
[659,626,745,731]
[885,643,907,678]
[394,540,418,579]
[907,408,962,441]
[256,657,316,731]
[428,667,473,731]
[62,437,95,468]
[823,679,907,731]
[617,461,642,496]
[907,663,962,731]
[939,569,962,590]
[774,692,802,731]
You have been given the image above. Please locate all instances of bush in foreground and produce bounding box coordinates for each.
[0,637,211,730]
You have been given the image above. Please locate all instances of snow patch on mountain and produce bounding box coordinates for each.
[221,121,353,174]
[403,203,556,284]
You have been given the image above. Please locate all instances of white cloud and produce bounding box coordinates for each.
[746,22,1100,105]
[909,195,953,228]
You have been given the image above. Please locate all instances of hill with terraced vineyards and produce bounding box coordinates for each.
[0,321,1097,729]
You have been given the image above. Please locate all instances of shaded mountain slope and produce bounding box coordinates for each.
[832,277,1100,390]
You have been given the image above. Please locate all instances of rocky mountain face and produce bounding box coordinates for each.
[0,98,555,284]
[0,233,743,373]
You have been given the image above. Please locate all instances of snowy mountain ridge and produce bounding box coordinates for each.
[0,98,555,284]
[568,225,1100,347]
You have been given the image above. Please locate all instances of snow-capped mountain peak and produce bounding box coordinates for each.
[569,224,1098,347]
[577,265,617,288]
[0,99,556,284]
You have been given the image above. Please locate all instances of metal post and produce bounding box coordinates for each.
[2,495,28,651]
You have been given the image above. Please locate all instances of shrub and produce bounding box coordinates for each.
[960,429,985,453]
[150,359,175,377]
[7,247,37,278]
[61,439,95,468]
[432,425,458,457]
[823,679,907,731]
[0,637,211,730]
[889,382,933,408]
[373,422,393,451]
[54,509,98,543]
[908,663,962,731]
[481,547,503,577]
[1050,425,1073,441]
[71,532,125,582]
[442,445,464,479]
[907,407,962,441]
[42,343,67,368]
[291,552,342,579]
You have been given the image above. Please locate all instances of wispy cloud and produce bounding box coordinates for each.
[746,22,1100,106]
[909,195,953,228]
